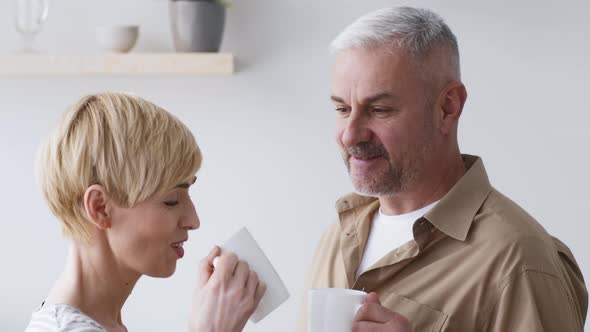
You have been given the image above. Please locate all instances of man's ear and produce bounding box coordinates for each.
[437,81,467,135]
[83,184,112,230]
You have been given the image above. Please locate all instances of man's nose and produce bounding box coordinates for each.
[341,109,371,147]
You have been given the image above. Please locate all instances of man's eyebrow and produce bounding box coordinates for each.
[330,95,346,103]
[175,176,197,189]
[362,93,398,104]
[330,93,397,104]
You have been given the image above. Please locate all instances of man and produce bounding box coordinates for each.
[299,6,587,332]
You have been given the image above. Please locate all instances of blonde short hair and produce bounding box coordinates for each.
[37,92,202,241]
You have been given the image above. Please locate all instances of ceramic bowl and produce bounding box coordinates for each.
[96,25,139,53]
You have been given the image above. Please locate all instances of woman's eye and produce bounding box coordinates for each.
[163,201,179,207]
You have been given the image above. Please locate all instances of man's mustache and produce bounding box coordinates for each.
[344,142,387,159]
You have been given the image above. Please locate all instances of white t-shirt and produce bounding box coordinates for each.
[356,201,438,277]
[25,302,106,332]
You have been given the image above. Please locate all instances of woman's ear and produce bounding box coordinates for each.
[83,184,112,230]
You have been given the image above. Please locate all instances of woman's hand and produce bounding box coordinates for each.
[189,246,267,332]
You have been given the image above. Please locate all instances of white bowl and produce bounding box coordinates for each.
[96,25,139,53]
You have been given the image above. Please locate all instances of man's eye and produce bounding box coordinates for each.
[335,107,350,114]
[371,107,389,113]
[163,201,179,207]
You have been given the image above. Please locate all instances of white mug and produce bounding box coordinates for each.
[308,288,367,332]
[213,227,290,323]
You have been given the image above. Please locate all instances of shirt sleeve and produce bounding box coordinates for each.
[485,268,584,332]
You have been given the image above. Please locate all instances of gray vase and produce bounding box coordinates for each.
[169,0,226,52]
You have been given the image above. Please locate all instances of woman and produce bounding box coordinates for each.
[25,93,265,332]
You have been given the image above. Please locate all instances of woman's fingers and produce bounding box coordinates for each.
[207,246,221,265]
[214,252,239,282]
[232,261,250,288]
[254,280,267,304]
[199,246,221,287]
[245,270,259,297]
[207,250,266,310]
[191,250,269,332]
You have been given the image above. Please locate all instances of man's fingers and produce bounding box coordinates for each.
[354,303,397,324]
[390,315,411,331]
[364,292,380,304]
[351,321,382,332]
[354,303,412,331]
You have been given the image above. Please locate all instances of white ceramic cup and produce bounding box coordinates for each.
[308,288,367,332]
[213,227,290,323]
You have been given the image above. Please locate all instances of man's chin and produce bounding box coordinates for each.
[351,177,382,197]
[350,174,400,197]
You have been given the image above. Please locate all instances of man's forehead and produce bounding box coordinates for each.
[331,46,425,99]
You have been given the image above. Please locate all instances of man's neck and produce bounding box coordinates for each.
[46,242,139,330]
[379,154,466,215]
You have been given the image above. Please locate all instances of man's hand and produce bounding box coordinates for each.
[188,246,267,332]
[352,292,412,332]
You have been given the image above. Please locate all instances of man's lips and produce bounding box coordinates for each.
[350,154,382,161]
[348,155,385,170]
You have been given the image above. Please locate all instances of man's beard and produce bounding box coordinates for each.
[342,102,436,197]
[342,142,406,196]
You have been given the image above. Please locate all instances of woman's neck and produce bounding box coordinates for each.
[46,241,140,330]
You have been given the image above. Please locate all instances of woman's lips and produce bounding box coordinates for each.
[171,240,186,259]
[173,246,184,258]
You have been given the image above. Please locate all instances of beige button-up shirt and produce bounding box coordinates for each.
[298,155,587,331]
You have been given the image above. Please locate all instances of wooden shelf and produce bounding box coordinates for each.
[0,53,234,77]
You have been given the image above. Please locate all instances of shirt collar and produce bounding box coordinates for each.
[424,155,493,241]
[336,154,492,242]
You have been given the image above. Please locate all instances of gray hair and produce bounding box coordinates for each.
[330,6,460,78]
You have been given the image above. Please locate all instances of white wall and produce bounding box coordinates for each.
[0,0,588,331]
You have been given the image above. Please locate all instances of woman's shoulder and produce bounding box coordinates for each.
[25,302,106,332]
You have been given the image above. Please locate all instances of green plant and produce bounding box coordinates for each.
[215,0,231,7]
